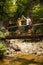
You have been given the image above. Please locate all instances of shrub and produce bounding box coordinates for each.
[32,26,43,34]
[0,31,5,38]
[0,41,7,57]
[32,4,43,23]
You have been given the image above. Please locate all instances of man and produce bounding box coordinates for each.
[26,16,32,34]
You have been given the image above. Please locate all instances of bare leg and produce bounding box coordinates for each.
[28,29,31,34]
[18,31,21,35]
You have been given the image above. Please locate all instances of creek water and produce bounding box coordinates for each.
[0,39,43,65]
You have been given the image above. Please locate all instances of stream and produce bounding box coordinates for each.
[0,39,43,65]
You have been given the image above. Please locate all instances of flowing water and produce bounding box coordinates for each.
[0,39,43,65]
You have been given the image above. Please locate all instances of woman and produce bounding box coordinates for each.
[17,18,22,35]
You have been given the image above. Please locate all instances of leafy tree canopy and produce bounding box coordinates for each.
[0,0,18,17]
[33,4,43,18]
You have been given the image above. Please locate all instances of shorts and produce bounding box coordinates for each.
[26,25,31,30]
[18,26,22,32]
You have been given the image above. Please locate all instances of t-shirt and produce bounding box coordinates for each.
[26,18,31,25]
[18,20,22,26]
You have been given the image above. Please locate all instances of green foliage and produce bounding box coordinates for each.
[0,0,43,34]
[0,30,5,38]
[0,0,40,19]
[16,0,34,17]
[5,30,10,37]
[0,41,7,57]
[0,0,18,18]
[0,29,9,38]
[32,25,43,34]
[32,4,43,23]
[3,0,18,17]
